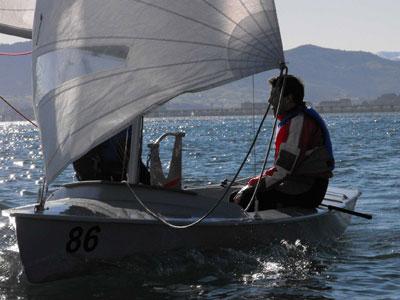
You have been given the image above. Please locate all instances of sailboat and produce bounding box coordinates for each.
[1,0,364,283]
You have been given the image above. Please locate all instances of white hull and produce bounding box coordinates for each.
[6,182,359,283]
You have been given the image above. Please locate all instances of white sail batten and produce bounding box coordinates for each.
[0,0,35,38]
[32,0,285,183]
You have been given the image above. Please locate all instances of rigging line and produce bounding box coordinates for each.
[0,95,38,128]
[259,0,285,57]
[201,0,280,61]
[244,65,288,212]
[252,75,256,175]
[131,0,273,58]
[0,51,32,56]
[124,103,272,229]
[36,36,271,63]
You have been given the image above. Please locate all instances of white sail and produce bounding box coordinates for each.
[0,0,35,38]
[32,0,285,182]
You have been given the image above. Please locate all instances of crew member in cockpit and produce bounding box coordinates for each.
[233,75,334,210]
[73,127,150,183]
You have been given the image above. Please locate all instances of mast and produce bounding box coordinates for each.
[127,116,143,184]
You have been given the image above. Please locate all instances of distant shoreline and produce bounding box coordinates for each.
[148,105,400,118]
[1,105,399,122]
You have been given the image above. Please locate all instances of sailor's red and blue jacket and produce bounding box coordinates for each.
[248,105,334,194]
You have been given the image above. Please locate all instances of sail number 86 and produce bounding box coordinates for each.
[66,226,101,253]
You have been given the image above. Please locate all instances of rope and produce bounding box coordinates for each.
[0,51,32,56]
[244,65,288,212]
[124,103,272,229]
[252,74,256,175]
[0,95,38,127]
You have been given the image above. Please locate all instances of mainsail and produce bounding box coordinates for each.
[32,0,285,182]
[0,0,35,39]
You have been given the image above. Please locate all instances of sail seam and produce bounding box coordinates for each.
[37,58,272,107]
[200,0,279,60]
[239,0,282,58]
[131,0,272,58]
[0,9,34,12]
[34,36,271,62]
[260,0,284,58]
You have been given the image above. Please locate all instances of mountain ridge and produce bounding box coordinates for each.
[1,42,399,112]
[377,51,400,61]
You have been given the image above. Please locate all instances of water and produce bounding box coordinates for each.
[0,113,399,299]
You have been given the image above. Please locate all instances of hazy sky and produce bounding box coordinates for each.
[1,0,399,53]
[276,0,399,52]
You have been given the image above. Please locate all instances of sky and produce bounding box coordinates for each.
[1,0,399,53]
[276,0,400,52]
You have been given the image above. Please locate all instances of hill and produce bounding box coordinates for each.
[285,45,400,101]
[377,51,400,61]
[1,43,400,114]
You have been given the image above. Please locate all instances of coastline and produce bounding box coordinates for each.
[1,105,399,122]
[147,105,400,118]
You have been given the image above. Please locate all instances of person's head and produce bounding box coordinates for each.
[268,75,305,116]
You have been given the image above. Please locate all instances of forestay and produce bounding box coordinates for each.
[0,0,35,38]
[32,0,285,183]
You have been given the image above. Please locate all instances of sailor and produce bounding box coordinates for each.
[73,126,150,183]
[233,75,334,210]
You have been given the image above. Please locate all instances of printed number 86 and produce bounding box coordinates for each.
[66,226,101,253]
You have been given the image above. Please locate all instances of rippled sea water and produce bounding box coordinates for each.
[0,113,399,299]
